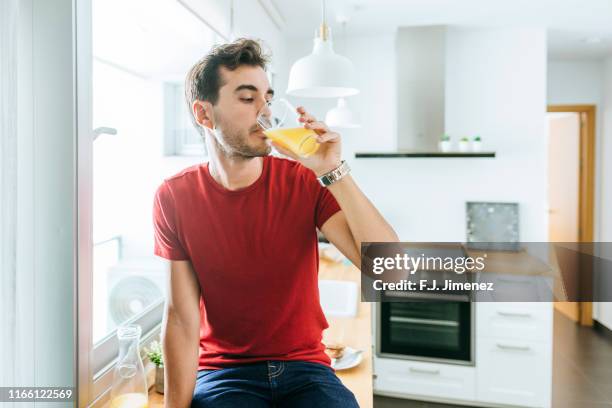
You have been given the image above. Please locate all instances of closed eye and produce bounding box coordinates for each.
[240,98,255,103]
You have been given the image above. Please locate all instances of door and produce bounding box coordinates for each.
[547,106,595,325]
[548,112,580,321]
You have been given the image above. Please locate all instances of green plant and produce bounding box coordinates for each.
[440,134,450,141]
[460,137,469,142]
[473,136,481,142]
[145,340,164,367]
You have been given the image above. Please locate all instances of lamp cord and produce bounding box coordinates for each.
[321,0,326,26]
[230,0,235,39]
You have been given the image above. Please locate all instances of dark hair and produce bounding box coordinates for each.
[184,38,270,131]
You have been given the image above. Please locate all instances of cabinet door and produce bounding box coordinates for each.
[477,302,552,342]
[374,358,476,401]
[476,337,552,407]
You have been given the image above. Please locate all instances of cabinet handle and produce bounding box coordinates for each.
[496,342,531,351]
[409,367,440,375]
[497,310,531,318]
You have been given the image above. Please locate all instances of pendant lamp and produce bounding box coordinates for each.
[325,98,361,128]
[286,0,359,98]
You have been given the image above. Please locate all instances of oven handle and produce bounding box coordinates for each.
[409,367,441,375]
[389,316,459,327]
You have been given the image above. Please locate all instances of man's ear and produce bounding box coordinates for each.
[193,100,214,130]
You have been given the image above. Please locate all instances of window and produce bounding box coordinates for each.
[79,0,220,403]
[164,83,207,157]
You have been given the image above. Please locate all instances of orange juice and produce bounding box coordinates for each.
[110,393,148,408]
[264,127,319,157]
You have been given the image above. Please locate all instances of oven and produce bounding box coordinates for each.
[374,243,475,365]
[376,301,474,365]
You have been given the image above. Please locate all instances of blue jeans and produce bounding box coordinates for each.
[191,360,360,407]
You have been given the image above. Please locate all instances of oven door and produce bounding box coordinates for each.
[378,301,473,365]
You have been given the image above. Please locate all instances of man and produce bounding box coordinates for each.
[153,38,398,408]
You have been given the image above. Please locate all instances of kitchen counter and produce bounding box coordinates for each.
[147,258,373,407]
[319,258,373,408]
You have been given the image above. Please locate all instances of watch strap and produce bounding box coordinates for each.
[317,160,351,187]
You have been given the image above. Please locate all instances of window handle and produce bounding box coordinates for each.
[93,127,117,141]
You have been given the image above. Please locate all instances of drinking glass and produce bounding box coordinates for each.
[257,98,320,157]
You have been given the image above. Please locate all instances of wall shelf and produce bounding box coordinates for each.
[354,151,496,158]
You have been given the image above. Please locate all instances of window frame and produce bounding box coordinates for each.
[77,0,228,404]
[77,26,165,408]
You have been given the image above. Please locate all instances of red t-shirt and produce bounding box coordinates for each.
[152,155,341,370]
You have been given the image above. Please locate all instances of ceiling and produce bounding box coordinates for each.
[271,0,612,60]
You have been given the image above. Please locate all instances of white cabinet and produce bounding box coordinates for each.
[374,358,476,401]
[373,303,554,408]
[477,302,552,341]
[476,302,553,408]
[476,337,552,407]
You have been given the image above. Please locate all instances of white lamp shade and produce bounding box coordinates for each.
[287,38,359,98]
[325,98,361,128]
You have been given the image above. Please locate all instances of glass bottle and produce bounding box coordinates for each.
[109,324,148,408]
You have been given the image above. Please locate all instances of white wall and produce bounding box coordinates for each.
[598,58,612,329]
[548,61,604,106]
[601,58,612,247]
[234,0,285,67]
[10,0,75,394]
[353,28,548,242]
[546,59,612,329]
[445,26,548,241]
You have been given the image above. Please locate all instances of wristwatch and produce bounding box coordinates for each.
[317,160,351,187]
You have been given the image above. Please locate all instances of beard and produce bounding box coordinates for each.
[211,112,271,159]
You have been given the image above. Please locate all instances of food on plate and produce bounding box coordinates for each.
[324,343,346,360]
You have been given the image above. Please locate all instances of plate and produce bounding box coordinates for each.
[331,347,363,370]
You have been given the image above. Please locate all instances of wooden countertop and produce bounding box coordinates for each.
[148,258,373,408]
[319,258,373,408]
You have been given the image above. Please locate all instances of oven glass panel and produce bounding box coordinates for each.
[380,301,471,362]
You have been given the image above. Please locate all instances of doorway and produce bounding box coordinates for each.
[547,105,595,326]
